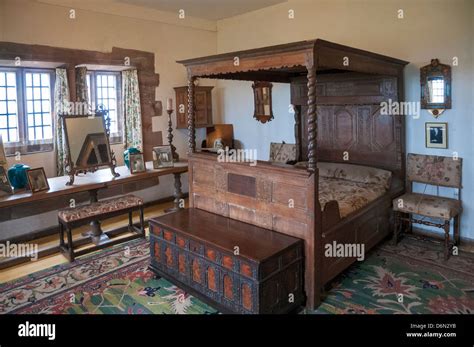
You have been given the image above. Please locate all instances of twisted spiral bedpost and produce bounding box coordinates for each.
[306,65,317,171]
[187,76,196,154]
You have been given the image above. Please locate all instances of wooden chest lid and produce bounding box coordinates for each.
[150,208,302,262]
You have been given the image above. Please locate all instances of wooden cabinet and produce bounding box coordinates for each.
[174,86,213,129]
[149,208,304,314]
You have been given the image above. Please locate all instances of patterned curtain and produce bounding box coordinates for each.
[54,68,70,176]
[122,69,143,150]
[75,66,89,104]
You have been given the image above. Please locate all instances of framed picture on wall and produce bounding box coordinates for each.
[425,122,448,148]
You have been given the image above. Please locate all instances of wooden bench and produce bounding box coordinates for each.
[149,208,304,314]
[58,194,145,261]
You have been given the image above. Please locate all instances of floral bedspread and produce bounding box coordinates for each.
[319,177,387,218]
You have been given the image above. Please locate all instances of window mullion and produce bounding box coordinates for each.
[18,68,27,145]
[92,71,97,109]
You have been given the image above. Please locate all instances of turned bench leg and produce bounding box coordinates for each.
[139,207,145,237]
[128,208,146,237]
[66,226,75,262]
[128,211,133,229]
[59,220,65,248]
[59,221,74,262]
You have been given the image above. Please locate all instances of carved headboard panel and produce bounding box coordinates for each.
[291,73,404,178]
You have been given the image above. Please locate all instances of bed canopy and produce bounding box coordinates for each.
[178,38,408,172]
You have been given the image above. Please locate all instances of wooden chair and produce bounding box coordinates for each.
[392,153,462,260]
[58,194,145,261]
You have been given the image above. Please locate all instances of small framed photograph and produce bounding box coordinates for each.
[426,122,448,148]
[129,153,146,174]
[152,145,174,168]
[26,168,50,193]
[0,166,13,194]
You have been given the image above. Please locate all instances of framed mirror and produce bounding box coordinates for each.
[252,81,273,123]
[420,59,451,117]
[61,111,119,185]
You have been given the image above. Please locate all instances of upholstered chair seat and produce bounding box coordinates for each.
[393,193,462,220]
[58,195,144,223]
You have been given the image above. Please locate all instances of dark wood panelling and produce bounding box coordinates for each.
[227,173,256,198]
[291,73,403,177]
[175,86,213,129]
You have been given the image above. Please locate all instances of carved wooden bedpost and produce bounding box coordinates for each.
[306,65,317,171]
[187,74,196,153]
[306,59,323,309]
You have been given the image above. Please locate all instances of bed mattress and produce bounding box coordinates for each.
[319,177,387,218]
[316,161,392,218]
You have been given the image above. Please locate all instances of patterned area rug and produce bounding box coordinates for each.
[314,236,474,314]
[0,240,216,314]
[1,236,473,314]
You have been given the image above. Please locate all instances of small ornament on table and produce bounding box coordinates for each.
[129,153,146,174]
[124,147,140,168]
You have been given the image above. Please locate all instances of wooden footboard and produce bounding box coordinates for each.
[321,194,392,284]
[188,152,322,309]
[320,178,404,284]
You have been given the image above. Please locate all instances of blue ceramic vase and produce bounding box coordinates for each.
[124,147,140,168]
[8,163,31,189]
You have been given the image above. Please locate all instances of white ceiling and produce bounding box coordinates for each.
[116,0,287,20]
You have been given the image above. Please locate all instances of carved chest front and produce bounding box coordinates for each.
[149,208,304,314]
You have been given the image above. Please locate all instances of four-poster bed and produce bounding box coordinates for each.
[175,39,409,310]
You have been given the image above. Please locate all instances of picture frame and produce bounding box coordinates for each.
[0,166,13,194]
[152,145,174,168]
[129,153,146,174]
[425,122,448,148]
[26,167,50,193]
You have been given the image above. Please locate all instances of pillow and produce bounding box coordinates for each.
[318,162,392,190]
[317,162,340,178]
[269,143,296,163]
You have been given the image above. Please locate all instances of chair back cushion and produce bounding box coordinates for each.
[269,143,296,163]
[407,153,462,188]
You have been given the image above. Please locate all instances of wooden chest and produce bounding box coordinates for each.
[149,208,304,314]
